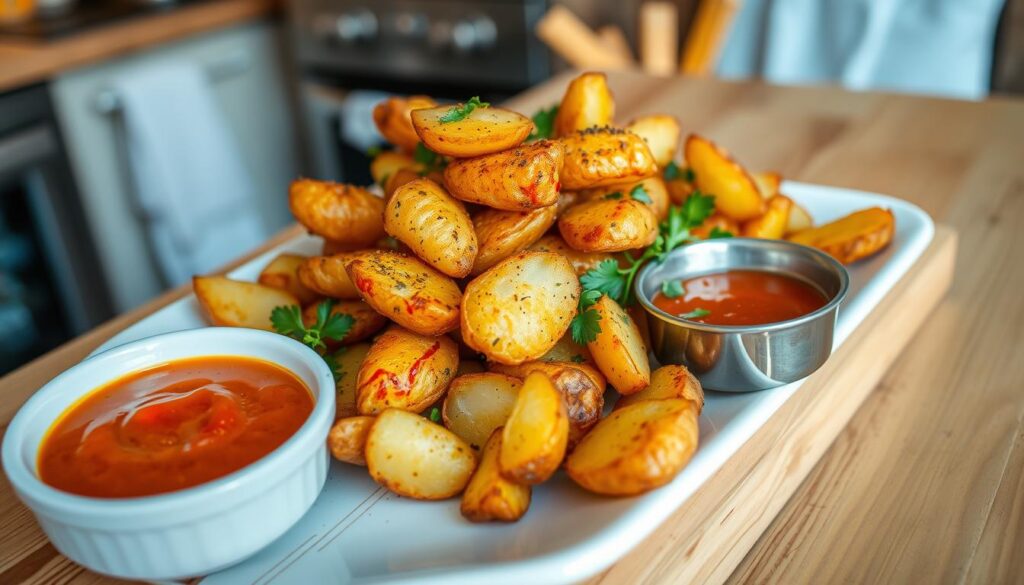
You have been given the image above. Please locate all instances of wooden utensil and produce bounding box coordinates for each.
[680,0,740,75]
[535,5,632,70]
[640,1,679,76]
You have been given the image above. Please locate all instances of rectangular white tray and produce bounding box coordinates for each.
[95,182,933,585]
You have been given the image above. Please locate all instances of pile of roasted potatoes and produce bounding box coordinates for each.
[193,72,894,522]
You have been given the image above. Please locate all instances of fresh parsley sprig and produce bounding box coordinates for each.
[414,142,447,176]
[439,96,490,123]
[527,104,558,140]
[271,300,354,380]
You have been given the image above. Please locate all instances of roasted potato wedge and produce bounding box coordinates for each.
[616,365,704,411]
[461,251,580,365]
[411,104,532,158]
[297,253,361,300]
[527,234,613,277]
[579,175,670,221]
[587,295,651,394]
[666,174,695,205]
[370,151,418,188]
[302,300,388,346]
[555,191,579,215]
[333,342,372,419]
[499,372,569,484]
[553,72,615,137]
[356,327,458,414]
[753,171,782,199]
[385,178,477,278]
[626,114,682,168]
[691,213,740,239]
[684,135,764,221]
[373,95,437,153]
[366,408,476,500]
[786,202,813,235]
[442,373,522,450]
[559,127,658,190]
[443,140,564,210]
[193,276,298,331]
[558,198,658,253]
[346,250,461,336]
[566,398,699,496]
[471,205,558,275]
[258,254,318,305]
[537,332,593,365]
[289,179,386,247]
[788,207,895,264]
[742,194,793,240]
[328,415,374,465]
[382,167,423,201]
[461,430,531,522]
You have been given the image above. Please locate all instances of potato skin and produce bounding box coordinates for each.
[527,234,613,277]
[742,194,793,240]
[587,295,651,394]
[258,254,319,305]
[559,127,657,190]
[302,300,388,346]
[579,175,670,221]
[443,140,564,211]
[787,207,895,264]
[370,151,417,188]
[328,416,374,465]
[461,252,580,365]
[554,72,615,137]
[461,430,531,522]
[471,205,558,275]
[442,373,522,450]
[412,105,533,158]
[297,253,362,300]
[616,365,704,412]
[346,250,462,336]
[499,372,569,484]
[193,276,299,331]
[356,327,458,414]
[333,342,372,419]
[626,114,682,167]
[385,178,477,278]
[684,134,764,221]
[373,95,437,153]
[558,198,658,253]
[289,179,385,247]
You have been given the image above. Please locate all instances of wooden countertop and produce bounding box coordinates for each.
[0,0,279,93]
[1,71,1022,584]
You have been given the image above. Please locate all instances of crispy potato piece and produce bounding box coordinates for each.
[456,360,486,376]
[742,195,793,240]
[555,191,579,215]
[537,332,593,365]
[786,201,813,235]
[356,327,458,414]
[627,303,652,354]
[302,300,387,346]
[382,167,422,201]
[626,114,682,167]
[258,254,318,305]
[385,178,477,278]
[289,179,386,247]
[566,398,699,496]
[554,72,615,137]
[461,430,531,522]
[616,365,704,411]
[297,253,361,300]
[580,175,670,220]
[691,213,740,239]
[527,234,613,277]
[346,250,461,336]
[788,207,895,264]
[666,175,695,205]
[366,408,476,499]
[461,251,580,365]
[685,135,764,221]
[558,198,658,253]
[471,205,558,275]
[328,415,374,465]
[193,276,298,331]
[370,151,418,188]
[443,373,522,450]
[443,140,563,211]
[587,295,651,394]
[412,105,532,158]
[499,372,569,484]
[753,171,782,199]
[373,95,437,153]
[333,342,371,419]
[560,127,658,190]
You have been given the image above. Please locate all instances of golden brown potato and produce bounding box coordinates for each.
[566,398,699,496]
[616,365,704,411]
[356,327,459,414]
[742,195,793,240]
[499,371,569,484]
[559,127,658,191]
[365,408,476,500]
[753,171,782,199]
[555,191,580,215]
[193,276,298,331]
[258,254,318,305]
[786,201,813,235]
[289,180,385,247]
[297,253,362,300]
[385,178,477,278]
[373,95,437,153]
[442,373,522,450]
[684,135,764,221]
[537,332,593,365]
[626,114,682,168]
[690,213,740,239]
[527,234,612,277]
[461,251,580,365]
[370,151,418,188]
[302,300,388,346]
[558,198,658,253]
[579,175,670,221]
[788,207,895,264]
[666,175,695,205]
[461,430,531,522]
[333,342,371,419]
[554,72,615,137]
[383,167,424,201]
[346,250,462,336]
[587,295,650,394]
[471,205,558,275]
[411,104,532,158]
[328,415,374,465]
[443,140,564,210]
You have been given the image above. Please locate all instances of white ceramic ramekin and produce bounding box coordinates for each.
[2,327,335,581]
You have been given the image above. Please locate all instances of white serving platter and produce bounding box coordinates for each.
[94,182,934,585]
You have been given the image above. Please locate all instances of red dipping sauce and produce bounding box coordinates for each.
[652,269,828,326]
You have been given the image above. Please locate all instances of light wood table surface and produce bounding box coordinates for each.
[0,71,1022,584]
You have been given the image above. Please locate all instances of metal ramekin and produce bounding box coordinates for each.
[636,238,850,392]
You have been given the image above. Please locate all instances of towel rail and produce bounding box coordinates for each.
[93,54,251,115]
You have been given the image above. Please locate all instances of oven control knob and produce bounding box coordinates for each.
[332,8,378,44]
[451,15,497,52]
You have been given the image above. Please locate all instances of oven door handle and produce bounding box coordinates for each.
[0,124,57,177]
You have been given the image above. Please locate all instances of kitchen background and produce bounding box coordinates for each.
[0,0,1020,374]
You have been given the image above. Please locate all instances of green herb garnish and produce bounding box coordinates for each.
[414,142,446,175]
[527,104,558,140]
[604,192,623,200]
[661,279,685,298]
[708,226,734,239]
[680,308,710,319]
[663,161,682,181]
[439,96,489,123]
[570,354,586,364]
[271,300,353,380]
[427,406,442,423]
[630,183,652,204]
[570,289,603,345]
